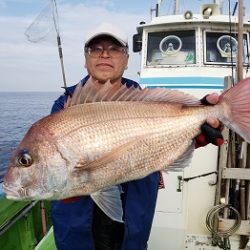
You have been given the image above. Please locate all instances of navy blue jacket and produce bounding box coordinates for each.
[51,76,160,250]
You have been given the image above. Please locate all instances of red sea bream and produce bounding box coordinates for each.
[3,77,250,221]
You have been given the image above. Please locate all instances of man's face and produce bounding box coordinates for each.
[84,36,129,84]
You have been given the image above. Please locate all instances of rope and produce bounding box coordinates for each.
[206,204,241,250]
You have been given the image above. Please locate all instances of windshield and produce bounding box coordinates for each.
[147,30,196,66]
[205,32,249,65]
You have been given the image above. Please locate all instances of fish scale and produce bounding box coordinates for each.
[70,126,194,195]
[53,102,212,167]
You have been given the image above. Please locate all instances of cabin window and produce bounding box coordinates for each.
[205,32,249,65]
[147,30,196,66]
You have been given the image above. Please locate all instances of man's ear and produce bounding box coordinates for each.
[125,55,129,69]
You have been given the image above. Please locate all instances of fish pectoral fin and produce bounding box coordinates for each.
[165,140,196,172]
[91,185,124,223]
[74,159,93,169]
[74,137,145,171]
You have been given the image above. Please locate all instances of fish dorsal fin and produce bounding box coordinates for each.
[139,87,200,105]
[65,77,201,107]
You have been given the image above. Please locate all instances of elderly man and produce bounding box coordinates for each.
[50,23,223,250]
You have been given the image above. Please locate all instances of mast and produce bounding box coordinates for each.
[237,0,244,81]
[214,0,223,14]
[237,1,248,249]
[174,0,180,14]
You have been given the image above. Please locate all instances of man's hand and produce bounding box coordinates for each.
[195,93,224,148]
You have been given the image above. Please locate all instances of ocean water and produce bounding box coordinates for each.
[0,91,61,183]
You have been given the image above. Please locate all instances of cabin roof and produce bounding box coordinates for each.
[137,14,250,32]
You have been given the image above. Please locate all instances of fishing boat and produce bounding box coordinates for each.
[132,0,250,249]
[1,0,250,249]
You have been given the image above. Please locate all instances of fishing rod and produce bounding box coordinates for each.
[51,0,67,88]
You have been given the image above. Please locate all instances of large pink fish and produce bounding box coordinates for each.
[3,77,250,221]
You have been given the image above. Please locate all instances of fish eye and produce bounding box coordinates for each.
[18,153,33,167]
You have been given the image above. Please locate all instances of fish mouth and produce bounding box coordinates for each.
[3,182,55,201]
[2,182,24,200]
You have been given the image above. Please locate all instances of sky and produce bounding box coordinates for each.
[0,0,250,92]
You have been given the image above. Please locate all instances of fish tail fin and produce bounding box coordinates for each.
[220,77,250,143]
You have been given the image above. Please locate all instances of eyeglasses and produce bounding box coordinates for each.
[85,45,128,58]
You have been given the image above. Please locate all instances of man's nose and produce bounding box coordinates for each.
[100,49,110,58]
